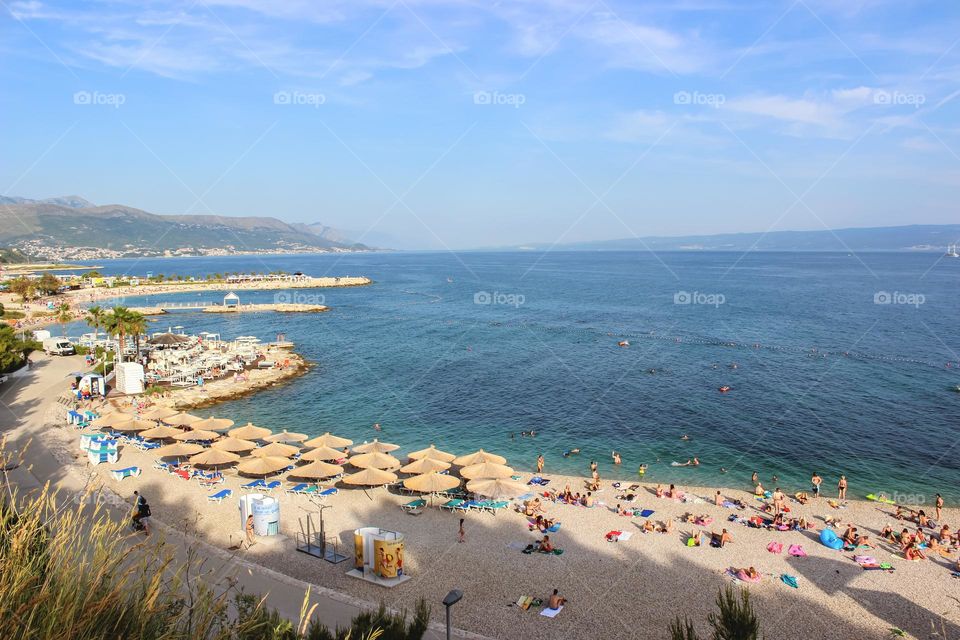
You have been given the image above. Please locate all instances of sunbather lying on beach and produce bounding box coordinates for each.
[710,529,733,548]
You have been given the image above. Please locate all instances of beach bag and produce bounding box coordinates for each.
[141,503,151,518]
[767,541,783,554]
[781,574,799,588]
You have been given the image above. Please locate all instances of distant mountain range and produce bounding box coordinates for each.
[507,225,960,253]
[0,196,373,258]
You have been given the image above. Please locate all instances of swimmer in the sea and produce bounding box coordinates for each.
[680,435,690,441]
[612,451,622,465]
[562,448,581,458]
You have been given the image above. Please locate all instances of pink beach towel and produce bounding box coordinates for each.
[767,541,783,554]
[788,544,807,557]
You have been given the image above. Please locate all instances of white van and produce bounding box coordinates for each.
[43,338,75,356]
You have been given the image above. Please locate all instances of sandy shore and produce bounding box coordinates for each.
[51,396,960,639]
[130,303,329,316]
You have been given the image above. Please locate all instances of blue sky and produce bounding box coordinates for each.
[1,0,959,249]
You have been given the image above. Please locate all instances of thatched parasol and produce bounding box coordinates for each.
[162,412,201,427]
[90,411,135,428]
[459,462,515,480]
[399,457,451,474]
[141,406,179,421]
[352,439,400,454]
[191,416,235,432]
[172,429,220,442]
[140,424,185,440]
[237,456,291,476]
[403,471,460,494]
[264,430,308,443]
[211,437,258,453]
[300,445,347,462]
[251,442,300,458]
[348,451,401,470]
[109,418,156,432]
[149,332,191,346]
[154,442,205,458]
[465,477,529,500]
[189,448,240,467]
[302,432,353,449]
[228,422,272,440]
[407,444,456,463]
[342,468,397,486]
[453,449,507,466]
[288,460,343,480]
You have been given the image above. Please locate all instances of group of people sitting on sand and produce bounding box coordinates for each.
[545,486,595,507]
[655,483,686,501]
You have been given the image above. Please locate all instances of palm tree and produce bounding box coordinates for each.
[56,303,72,337]
[126,311,148,360]
[86,305,103,336]
[103,306,134,363]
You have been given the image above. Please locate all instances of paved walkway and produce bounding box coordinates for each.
[0,354,473,639]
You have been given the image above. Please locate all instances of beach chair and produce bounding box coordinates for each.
[199,475,224,487]
[317,487,338,500]
[207,489,232,504]
[439,498,466,511]
[401,499,427,512]
[241,479,267,491]
[286,483,309,494]
[139,441,161,451]
[110,466,141,481]
[465,500,491,513]
[263,480,281,492]
[153,460,171,472]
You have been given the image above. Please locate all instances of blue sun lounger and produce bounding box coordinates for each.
[439,498,466,511]
[286,483,313,494]
[401,499,427,512]
[264,480,281,492]
[241,479,267,491]
[207,489,232,503]
[110,466,141,481]
[317,487,338,500]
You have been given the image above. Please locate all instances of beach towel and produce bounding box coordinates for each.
[722,500,737,509]
[605,530,622,541]
[736,569,762,583]
[639,509,655,518]
[540,606,562,618]
[781,574,799,589]
[767,541,783,554]
[788,544,807,557]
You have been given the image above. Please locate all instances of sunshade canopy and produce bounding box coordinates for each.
[264,430,308,443]
[251,442,300,458]
[465,477,529,499]
[453,449,507,466]
[154,442,205,458]
[348,451,401,470]
[139,425,185,439]
[90,411,135,428]
[162,412,201,427]
[141,406,179,421]
[399,457,451,474]
[302,432,353,449]
[237,456,291,476]
[288,460,343,479]
[109,418,156,432]
[300,445,347,462]
[403,472,460,493]
[460,462,515,480]
[228,423,272,440]
[191,416,235,432]
[342,467,397,486]
[407,444,456,462]
[172,429,220,442]
[211,437,258,453]
[352,439,400,454]
[189,448,240,466]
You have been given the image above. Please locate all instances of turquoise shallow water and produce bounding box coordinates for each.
[65,251,960,502]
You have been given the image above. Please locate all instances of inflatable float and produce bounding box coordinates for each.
[865,493,896,504]
[819,527,844,550]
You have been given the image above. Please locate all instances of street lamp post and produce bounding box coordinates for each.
[442,589,463,640]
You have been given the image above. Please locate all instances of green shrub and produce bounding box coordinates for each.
[670,585,760,640]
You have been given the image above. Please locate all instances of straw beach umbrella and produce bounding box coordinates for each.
[141,406,178,421]
[403,471,460,494]
[140,424,185,440]
[407,444,456,463]
[229,422,272,441]
[300,445,347,462]
[192,416,235,432]
[90,411,135,428]
[302,432,353,449]
[251,442,300,458]
[212,437,258,453]
[348,452,401,470]
[237,456,291,476]
[399,457,451,474]
[154,442,205,458]
[163,412,201,427]
[189,448,240,467]
[466,477,529,500]
[460,462,515,480]
[109,418,156,433]
[343,467,397,486]
[453,449,507,466]
[352,439,400,454]
[265,430,308,443]
[172,429,220,442]
[288,460,343,480]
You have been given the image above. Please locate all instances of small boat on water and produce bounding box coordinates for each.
[269,332,295,349]
[946,244,959,258]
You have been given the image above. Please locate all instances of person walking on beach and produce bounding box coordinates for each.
[772,487,785,514]
[811,472,822,497]
[245,514,256,548]
[838,475,848,500]
[458,518,465,543]
[936,494,944,521]
[537,454,544,474]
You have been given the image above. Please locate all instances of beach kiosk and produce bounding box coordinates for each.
[348,527,409,587]
[223,292,240,310]
[239,493,280,536]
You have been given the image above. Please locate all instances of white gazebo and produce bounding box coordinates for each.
[223,292,240,309]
